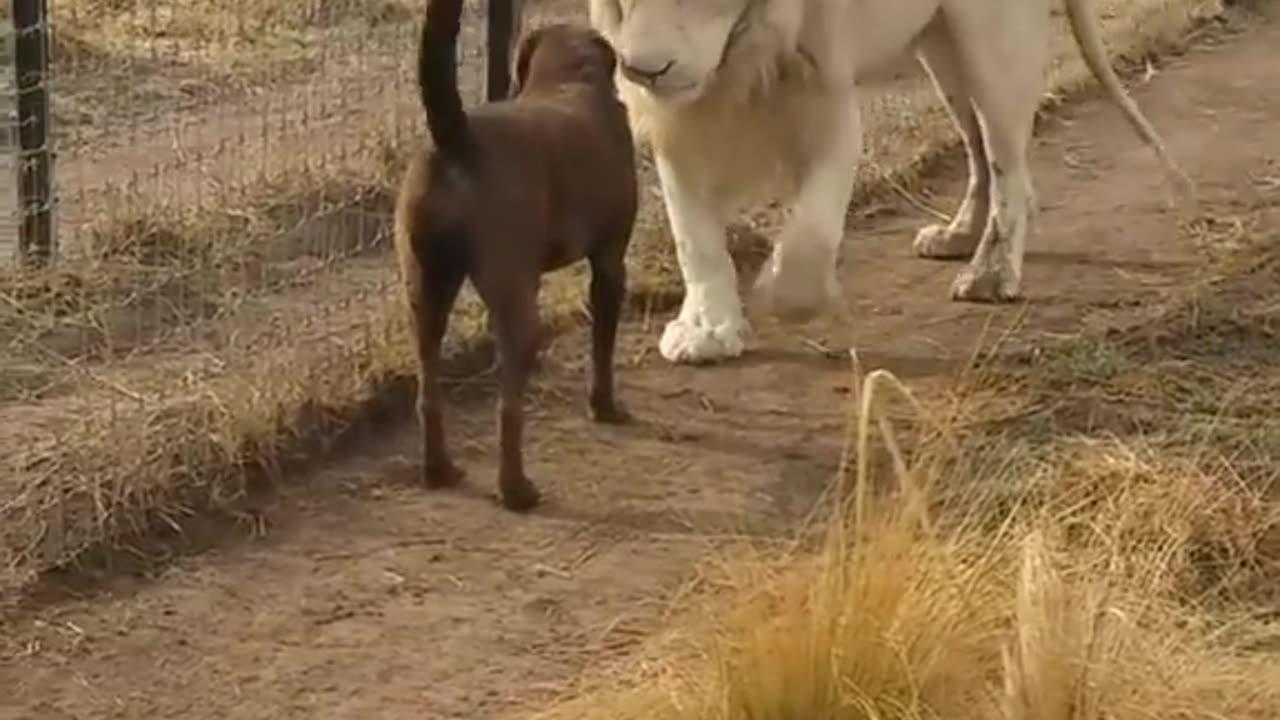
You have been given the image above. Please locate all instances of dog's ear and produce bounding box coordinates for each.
[510,29,543,96]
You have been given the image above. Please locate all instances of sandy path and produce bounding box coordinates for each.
[2,15,1277,720]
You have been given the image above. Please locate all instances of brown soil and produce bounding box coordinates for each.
[2,16,1278,720]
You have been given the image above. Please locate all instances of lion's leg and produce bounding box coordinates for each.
[944,4,1050,302]
[752,93,862,323]
[914,21,990,260]
[653,151,751,364]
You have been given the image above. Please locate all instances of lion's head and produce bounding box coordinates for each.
[588,0,805,107]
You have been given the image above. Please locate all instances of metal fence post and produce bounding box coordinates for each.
[11,0,53,266]
[484,0,522,102]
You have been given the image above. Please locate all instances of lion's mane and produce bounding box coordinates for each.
[590,0,855,209]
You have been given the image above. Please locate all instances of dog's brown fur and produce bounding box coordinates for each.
[394,0,637,511]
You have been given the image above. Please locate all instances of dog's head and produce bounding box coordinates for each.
[510,24,619,96]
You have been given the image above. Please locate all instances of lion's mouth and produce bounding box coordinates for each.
[641,80,701,103]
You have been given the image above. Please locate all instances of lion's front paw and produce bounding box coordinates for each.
[658,314,751,365]
[913,224,980,260]
[752,261,841,324]
[949,264,1021,304]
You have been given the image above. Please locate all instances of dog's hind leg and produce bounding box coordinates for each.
[481,311,545,375]
[407,262,467,488]
[587,246,630,424]
[486,281,543,512]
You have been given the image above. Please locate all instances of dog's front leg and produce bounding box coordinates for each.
[752,92,863,323]
[588,248,631,423]
[653,151,752,365]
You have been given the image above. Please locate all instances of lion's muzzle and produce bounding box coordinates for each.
[618,57,675,87]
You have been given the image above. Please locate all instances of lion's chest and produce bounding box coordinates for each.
[636,89,855,212]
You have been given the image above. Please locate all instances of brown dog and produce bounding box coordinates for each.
[393,0,637,511]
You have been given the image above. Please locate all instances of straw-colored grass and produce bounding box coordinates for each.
[50,0,417,64]
[0,0,1249,602]
[46,0,438,141]
[531,258,1280,720]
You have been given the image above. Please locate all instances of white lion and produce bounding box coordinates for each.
[588,0,1192,364]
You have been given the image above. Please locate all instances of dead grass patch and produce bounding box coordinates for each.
[46,0,439,140]
[1,147,398,386]
[51,0,416,63]
[536,448,1279,719]
[532,238,1280,720]
[0,0,1252,603]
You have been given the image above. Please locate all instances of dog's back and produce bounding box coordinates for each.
[468,89,635,269]
[400,8,635,276]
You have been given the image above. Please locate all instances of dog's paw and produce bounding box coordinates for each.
[751,261,841,325]
[589,399,632,425]
[659,314,751,364]
[423,461,466,489]
[498,474,542,513]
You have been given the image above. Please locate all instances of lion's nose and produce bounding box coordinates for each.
[619,58,675,86]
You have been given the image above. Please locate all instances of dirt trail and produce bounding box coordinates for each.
[3,17,1278,720]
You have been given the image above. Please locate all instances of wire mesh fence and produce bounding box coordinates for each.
[0,0,501,383]
[0,34,16,268]
[48,0,463,253]
[1,1,29,265]
[0,0,540,592]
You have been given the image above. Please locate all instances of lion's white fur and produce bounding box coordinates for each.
[590,0,1189,364]
[593,2,813,207]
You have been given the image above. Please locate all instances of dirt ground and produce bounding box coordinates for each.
[1,16,1277,720]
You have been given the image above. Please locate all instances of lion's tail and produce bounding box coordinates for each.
[1062,0,1196,208]
[419,0,473,163]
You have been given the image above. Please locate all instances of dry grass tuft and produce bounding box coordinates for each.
[546,492,1276,720]
[51,0,416,61]
[0,140,410,593]
[1,154,395,377]
[534,292,1280,720]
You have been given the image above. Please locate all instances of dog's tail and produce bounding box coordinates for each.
[419,0,473,162]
